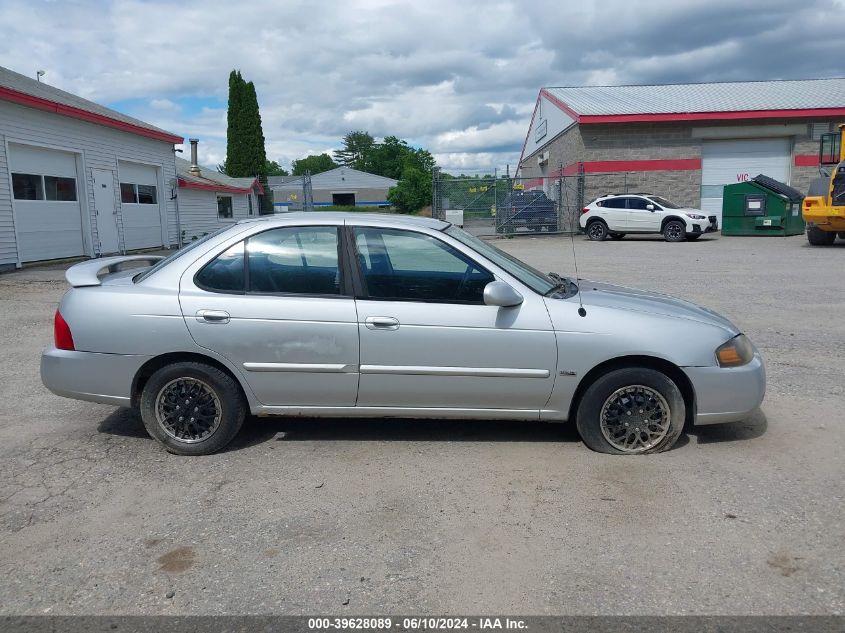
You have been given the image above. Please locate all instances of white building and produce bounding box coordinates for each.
[0,65,183,270]
[270,167,398,210]
[175,140,262,244]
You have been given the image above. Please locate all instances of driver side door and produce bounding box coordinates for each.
[351,225,557,413]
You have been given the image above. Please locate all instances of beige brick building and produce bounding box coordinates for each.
[518,79,845,223]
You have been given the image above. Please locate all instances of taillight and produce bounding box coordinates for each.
[54,310,75,351]
[581,207,590,214]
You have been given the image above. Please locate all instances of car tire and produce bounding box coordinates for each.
[663,220,686,242]
[586,220,608,241]
[140,362,246,456]
[576,368,685,455]
[609,233,625,240]
[807,226,836,246]
[686,234,701,241]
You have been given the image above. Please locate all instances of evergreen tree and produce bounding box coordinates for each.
[222,70,273,212]
[221,70,246,176]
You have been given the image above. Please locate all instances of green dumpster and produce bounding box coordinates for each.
[721,174,805,236]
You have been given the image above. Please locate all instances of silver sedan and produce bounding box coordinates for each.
[41,213,765,455]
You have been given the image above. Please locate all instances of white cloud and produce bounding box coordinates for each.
[149,98,181,111]
[0,0,842,175]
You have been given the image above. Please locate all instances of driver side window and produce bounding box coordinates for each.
[353,227,493,303]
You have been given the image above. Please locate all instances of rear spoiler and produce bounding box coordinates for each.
[65,255,164,287]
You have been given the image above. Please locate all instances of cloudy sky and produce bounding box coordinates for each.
[2,0,843,174]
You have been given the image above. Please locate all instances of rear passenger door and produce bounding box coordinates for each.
[179,225,360,407]
[599,197,628,230]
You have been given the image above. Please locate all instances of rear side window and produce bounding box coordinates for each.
[195,242,245,292]
[247,226,341,295]
[599,198,626,208]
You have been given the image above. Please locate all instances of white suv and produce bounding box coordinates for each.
[579,194,717,242]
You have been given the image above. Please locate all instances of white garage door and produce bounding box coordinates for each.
[9,143,85,262]
[118,161,163,250]
[701,138,791,224]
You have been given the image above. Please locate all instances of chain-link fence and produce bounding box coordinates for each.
[432,167,663,237]
[269,172,313,213]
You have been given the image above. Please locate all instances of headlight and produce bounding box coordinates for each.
[685,213,706,219]
[716,334,754,367]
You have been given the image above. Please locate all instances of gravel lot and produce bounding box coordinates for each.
[0,232,842,615]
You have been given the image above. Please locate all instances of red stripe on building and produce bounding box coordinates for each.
[552,158,701,177]
[0,86,183,144]
[794,154,820,167]
[177,178,253,194]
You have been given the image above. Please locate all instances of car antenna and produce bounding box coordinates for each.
[563,169,587,317]
[570,228,587,317]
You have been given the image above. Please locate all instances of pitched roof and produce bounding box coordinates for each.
[176,157,259,194]
[267,175,304,186]
[313,167,399,186]
[542,78,845,122]
[0,65,182,144]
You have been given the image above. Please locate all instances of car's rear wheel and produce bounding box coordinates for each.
[587,220,608,241]
[609,233,625,240]
[140,362,246,455]
[807,226,836,246]
[575,368,685,455]
[663,220,686,242]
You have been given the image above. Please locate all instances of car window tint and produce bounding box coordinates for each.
[601,198,626,208]
[627,197,650,210]
[354,227,493,303]
[195,242,245,292]
[247,226,341,295]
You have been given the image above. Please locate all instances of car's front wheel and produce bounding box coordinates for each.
[663,220,686,242]
[586,220,608,241]
[575,368,685,455]
[140,362,246,455]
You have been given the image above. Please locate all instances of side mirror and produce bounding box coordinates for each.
[483,281,523,307]
[646,204,655,211]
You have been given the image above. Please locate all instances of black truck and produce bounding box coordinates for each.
[496,190,558,233]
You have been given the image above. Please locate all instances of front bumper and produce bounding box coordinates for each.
[41,347,151,407]
[683,353,766,425]
[689,219,718,234]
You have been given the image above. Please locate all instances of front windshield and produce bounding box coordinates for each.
[134,227,229,282]
[647,195,681,209]
[444,225,557,295]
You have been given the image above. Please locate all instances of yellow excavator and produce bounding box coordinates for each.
[803,123,845,245]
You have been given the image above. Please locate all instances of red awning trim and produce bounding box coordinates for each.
[177,177,254,194]
[0,85,183,144]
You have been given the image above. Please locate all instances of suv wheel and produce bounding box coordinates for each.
[587,221,608,241]
[140,362,246,455]
[663,220,686,242]
[576,368,685,455]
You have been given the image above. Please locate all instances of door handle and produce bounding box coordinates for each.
[196,309,230,324]
[365,316,400,330]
